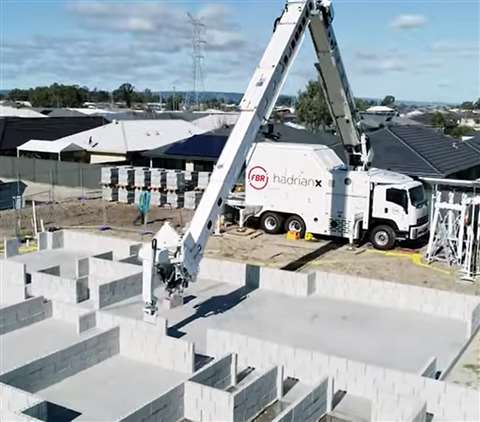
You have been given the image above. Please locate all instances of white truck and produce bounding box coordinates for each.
[242,142,429,250]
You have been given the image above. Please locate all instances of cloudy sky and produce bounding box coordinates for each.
[1,0,479,103]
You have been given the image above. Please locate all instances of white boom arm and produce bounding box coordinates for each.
[141,0,370,313]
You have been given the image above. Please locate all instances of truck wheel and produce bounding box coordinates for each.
[370,225,396,250]
[285,215,306,239]
[260,212,284,235]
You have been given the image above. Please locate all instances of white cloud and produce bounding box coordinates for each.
[390,14,428,30]
[431,41,479,59]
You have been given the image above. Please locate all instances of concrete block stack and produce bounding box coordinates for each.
[101,167,119,202]
[118,167,135,187]
[118,187,134,204]
[185,191,203,210]
[102,166,211,210]
[134,168,151,188]
[166,192,184,209]
[198,171,211,190]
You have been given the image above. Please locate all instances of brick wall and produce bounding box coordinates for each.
[0,328,119,393]
[96,311,194,374]
[273,377,330,422]
[0,297,52,335]
[190,354,233,389]
[0,260,26,305]
[206,329,479,422]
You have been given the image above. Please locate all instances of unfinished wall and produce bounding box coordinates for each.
[273,377,330,422]
[62,231,137,260]
[96,311,194,374]
[37,231,64,251]
[184,381,233,421]
[189,354,233,389]
[0,382,42,415]
[0,327,119,393]
[88,258,142,309]
[0,297,52,335]
[0,260,26,305]
[3,238,19,258]
[119,383,184,422]
[371,393,427,422]
[206,329,479,422]
[232,366,279,422]
[51,300,96,334]
[259,267,315,297]
[30,272,81,304]
[198,258,260,287]
[315,271,480,336]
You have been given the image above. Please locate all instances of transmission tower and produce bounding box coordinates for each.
[187,12,206,110]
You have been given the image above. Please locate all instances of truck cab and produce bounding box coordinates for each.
[368,169,429,249]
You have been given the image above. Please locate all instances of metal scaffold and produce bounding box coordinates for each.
[424,178,480,282]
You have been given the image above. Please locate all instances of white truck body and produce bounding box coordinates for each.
[244,142,429,244]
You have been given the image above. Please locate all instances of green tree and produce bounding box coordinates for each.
[381,95,395,107]
[446,125,475,139]
[431,112,446,128]
[113,83,135,108]
[461,101,474,110]
[355,98,372,112]
[296,80,332,131]
[7,89,30,102]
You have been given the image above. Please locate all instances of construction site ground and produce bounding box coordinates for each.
[0,184,479,389]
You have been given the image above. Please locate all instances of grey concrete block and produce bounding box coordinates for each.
[4,238,20,258]
[0,297,51,335]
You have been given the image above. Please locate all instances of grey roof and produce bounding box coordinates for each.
[367,125,480,178]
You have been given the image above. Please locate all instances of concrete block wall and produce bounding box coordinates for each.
[198,258,252,286]
[4,238,19,258]
[315,270,480,337]
[30,272,79,304]
[37,231,64,251]
[232,366,279,422]
[259,267,316,297]
[0,327,119,393]
[0,260,26,305]
[371,393,427,422]
[419,357,437,378]
[97,311,195,374]
[119,383,184,422]
[184,380,233,421]
[0,382,42,415]
[206,329,479,422]
[0,297,52,335]
[88,258,142,309]
[51,300,97,334]
[189,354,233,389]
[273,377,330,422]
[63,231,135,261]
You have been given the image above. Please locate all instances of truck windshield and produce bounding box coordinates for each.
[409,186,426,207]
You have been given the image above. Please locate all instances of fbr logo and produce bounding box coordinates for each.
[248,166,269,190]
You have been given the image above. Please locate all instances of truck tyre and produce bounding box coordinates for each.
[260,212,284,235]
[285,215,306,239]
[370,225,396,250]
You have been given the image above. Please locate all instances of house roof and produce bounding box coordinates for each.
[366,125,480,177]
[0,105,46,118]
[23,119,205,155]
[0,116,106,151]
[145,123,480,179]
[18,139,84,154]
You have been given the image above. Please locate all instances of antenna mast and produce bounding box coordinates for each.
[187,12,206,111]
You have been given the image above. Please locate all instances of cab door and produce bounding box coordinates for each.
[373,185,410,232]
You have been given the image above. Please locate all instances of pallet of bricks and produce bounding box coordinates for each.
[101,166,211,210]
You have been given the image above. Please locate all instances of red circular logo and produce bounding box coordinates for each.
[248,166,269,190]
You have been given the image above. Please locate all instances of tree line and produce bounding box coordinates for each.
[1,83,163,108]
